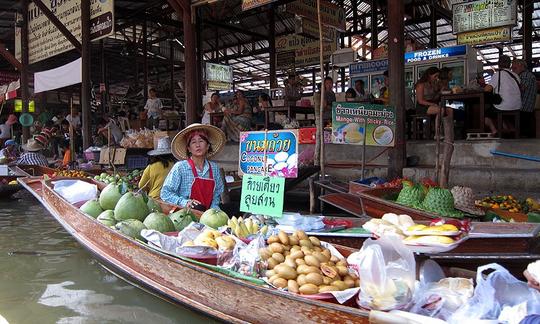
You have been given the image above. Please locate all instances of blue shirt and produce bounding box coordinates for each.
[160,159,224,209]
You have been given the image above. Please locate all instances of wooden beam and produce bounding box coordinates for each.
[205,20,267,40]
[81,0,91,149]
[21,0,30,142]
[0,43,22,70]
[32,0,82,53]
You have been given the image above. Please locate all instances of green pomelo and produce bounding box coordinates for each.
[143,212,175,233]
[96,210,117,227]
[114,192,150,221]
[80,199,103,218]
[169,208,196,231]
[115,219,146,241]
[200,208,228,229]
[147,197,162,213]
[99,184,123,210]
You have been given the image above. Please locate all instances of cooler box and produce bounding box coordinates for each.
[298,127,316,144]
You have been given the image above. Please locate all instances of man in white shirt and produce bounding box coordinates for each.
[484,55,521,135]
[144,88,163,129]
[65,110,81,129]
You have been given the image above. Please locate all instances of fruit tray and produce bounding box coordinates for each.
[403,235,469,254]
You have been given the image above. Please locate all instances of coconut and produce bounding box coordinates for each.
[96,210,117,227]
[200,208,228,229]
[80,199,104,218]
[99,184,123,210]
[115,219,146,241]
[114,192,150,222]
[169,209,195,231]
[143,212,175,233]
[147,197,162,213]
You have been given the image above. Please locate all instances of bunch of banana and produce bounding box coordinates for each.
[228,216,268,238]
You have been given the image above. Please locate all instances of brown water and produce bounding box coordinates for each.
[0,191,218,324]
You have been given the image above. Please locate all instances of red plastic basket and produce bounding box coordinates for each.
[298,127,316,144]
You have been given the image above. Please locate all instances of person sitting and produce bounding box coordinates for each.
[354,79,371,102]
[345,88,357,102]
[0,139,20,163]
[438,67,453,92]
[138,137,175,199]
[202,92,221,125]
[253,93,272,126]
[16,139,49,166]
[221,90,252,142]
[0,114,17,147]
[483,55,522,136]
[374,71,390,105]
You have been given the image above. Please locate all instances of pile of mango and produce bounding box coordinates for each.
[52,170,87,178]
[477,195,540,213]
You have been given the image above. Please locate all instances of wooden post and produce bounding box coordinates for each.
[268,7,277,88]
[523,0,533,69]
[429,0,437,48]
[170,40,175,112]
[81,0,91,150]
[143,19,148,103]
[20,0,30,143]
[183,5,198,125]
[315,0,325,176]
[101,39,107,113]
[370,0,378,49]
[387,0,406,179]
[196,8,204,126]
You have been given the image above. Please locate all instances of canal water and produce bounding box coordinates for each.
[0,191,218,324]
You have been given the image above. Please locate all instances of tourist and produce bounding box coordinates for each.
[512,58,538,138]
[138,137,175,199]
[202,92,221,125]
[221,90,252,142]
[354,79,371,102]
[161,123,225,211]
[0,139,20,163]
[0,114,17,146]
[144,88,163,130]
[16,139,48,166]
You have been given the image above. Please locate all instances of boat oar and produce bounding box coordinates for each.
[490,150,540,163]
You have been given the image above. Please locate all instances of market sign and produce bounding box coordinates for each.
[205,63,233,91]
[239,129,298,178]
[294,16,335,41]
[241,0,277,11]
[14,99,35,113]
[349,59,388,75]
[286,0,346,31]
[276,34,337,68]
[332,102,396,147]
[15,0,114,64]
[276,51,296,70]
[404,45,467,64]
[452,0,517,34]
[240,174,285,217]
[457,26,512,45]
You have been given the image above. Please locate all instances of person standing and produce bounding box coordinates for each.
[144,88,163,130]
[512,59,538,138]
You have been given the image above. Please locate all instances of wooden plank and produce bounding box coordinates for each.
[315,180,349,193]
[319,193,365,217]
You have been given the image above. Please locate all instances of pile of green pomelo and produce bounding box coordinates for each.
[79,183,229,241]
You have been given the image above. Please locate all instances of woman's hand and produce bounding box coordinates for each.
[524,270,540,291]
[187,199,202,208]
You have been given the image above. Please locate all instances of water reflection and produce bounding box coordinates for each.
[0,191,216,324]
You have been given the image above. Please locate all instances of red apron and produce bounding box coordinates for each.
[188,159,215,210]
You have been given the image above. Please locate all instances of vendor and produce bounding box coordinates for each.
[0,139,20,163]
[138,136,175,199]
[16,139,48,166]
[161,123,226,211]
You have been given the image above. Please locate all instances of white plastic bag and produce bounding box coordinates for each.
[348,236,416,311]
[449,263,540,323]
[53,180,97,204]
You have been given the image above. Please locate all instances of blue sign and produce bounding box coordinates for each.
[238,130,298,178]
[349,59,388,75]
[350,45,468,75]
[404,45,467,63]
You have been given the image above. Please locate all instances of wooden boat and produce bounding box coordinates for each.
[17,164,58,177]
[0,175,22,198]
[18,176,371,323]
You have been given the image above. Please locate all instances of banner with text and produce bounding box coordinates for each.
[286,0,345,31]
[276,34,336,68]
[332,102,396,147]
[452,0,516,34]
[457,26,511,45]
[15,0,114,64]
[239,130,298,178]
[206,62,233,91]
[242,0,277,11]
[240,174,285,217]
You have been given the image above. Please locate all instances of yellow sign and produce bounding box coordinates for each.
[14,99,35,113]
[241,0,277,11]
[276,34,337,68]
[457,26,511,45]
[15,0,114,64]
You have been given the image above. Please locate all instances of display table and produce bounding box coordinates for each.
[264,105,314,129]
[440,91,485,133]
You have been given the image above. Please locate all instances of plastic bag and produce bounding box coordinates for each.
[348,236,416,311]
[449,263,540,323]
[219,234,266,278]
[53,180,97,204]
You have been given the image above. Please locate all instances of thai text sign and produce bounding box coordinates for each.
[206,63,233,91]
[240,174,285,217]
[404,45,467,64]
[294,16,336,41]
[286,0,345,31]
[452,0,517,34]
[15,0,114,64]
[276,34,336,68]
[242,0,277,11]
[457,26,511,45]
[332,102,396,147]
[349,59,388,75]
[239,130,298,178]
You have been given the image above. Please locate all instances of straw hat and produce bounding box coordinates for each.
[171,123,226,160]
[148,136,172,156]
[451,186,485,216]
[22,138,44,152]
[6,114,17,126]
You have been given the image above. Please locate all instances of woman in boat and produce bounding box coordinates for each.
[221,90,252,142]
[138,136,175,199]
[161,123,226,211]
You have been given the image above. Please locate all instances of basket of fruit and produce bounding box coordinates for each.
[476,195,529,222]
